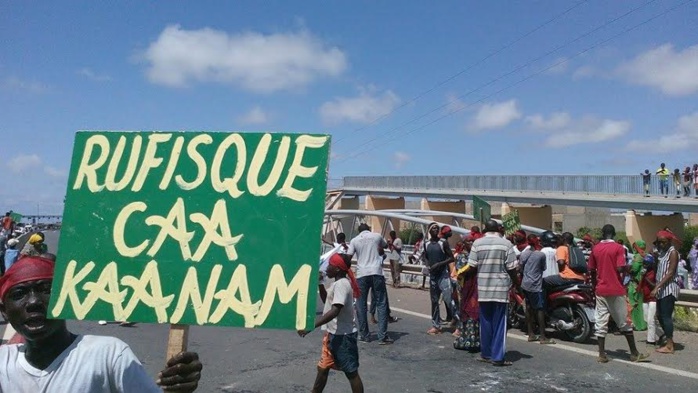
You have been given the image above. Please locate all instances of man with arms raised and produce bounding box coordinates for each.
[0,255,203,392]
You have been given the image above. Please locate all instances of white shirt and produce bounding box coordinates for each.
[541,247,559,278]
[347,230,387,278]
[389,238,403,260]
[322,278,357,335]
[0,335,159,393]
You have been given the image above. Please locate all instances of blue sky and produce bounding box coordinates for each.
[1,0,697,215]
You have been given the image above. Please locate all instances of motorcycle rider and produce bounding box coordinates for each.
[540,231,560,280]
[544,232,585,288]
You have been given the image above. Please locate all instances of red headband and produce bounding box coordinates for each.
[329,254,360,298]
[657,230,681,244]
[0,256,55,301]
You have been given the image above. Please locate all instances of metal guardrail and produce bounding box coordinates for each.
[342,175,669,196]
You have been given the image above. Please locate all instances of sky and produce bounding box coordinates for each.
[1,0,697,215]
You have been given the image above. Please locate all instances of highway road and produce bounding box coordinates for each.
[2,230,697,392]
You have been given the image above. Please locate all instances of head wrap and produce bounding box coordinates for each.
[328,254,360,298]
[632,240,646,257]
[582,234,594,243]
[0,256,55,300]
[28,234,43,245]
[440,226,452,238]
[656,230,681,245]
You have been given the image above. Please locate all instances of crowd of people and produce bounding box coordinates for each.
[307,220,689,391]
[642,163,698,198]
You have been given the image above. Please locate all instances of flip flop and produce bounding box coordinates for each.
[491,360,513,367]
[631,353,651,362]
[476,357,491,364]
[597,356,609,364]
[527,335,540,342]
[539,339,556,345]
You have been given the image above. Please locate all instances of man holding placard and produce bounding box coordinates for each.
[0,255,203,392]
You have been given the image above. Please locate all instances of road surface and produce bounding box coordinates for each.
[2,230,697,392]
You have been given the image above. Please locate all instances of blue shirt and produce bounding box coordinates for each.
[4,249,18,272]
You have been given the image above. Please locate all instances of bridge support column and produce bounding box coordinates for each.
[337,196,359,210]
[420,199,466,226]
[501,203,553,231]
[625,210,684,244]
[365,196,404,236]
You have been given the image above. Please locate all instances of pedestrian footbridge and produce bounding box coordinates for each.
[331,175,698,213]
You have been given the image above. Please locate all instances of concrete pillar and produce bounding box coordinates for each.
[365,196,405,236]
[626,211,685,244]
[337,196,359,210]
[420,199,466,226]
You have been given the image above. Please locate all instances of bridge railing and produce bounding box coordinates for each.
[342,175,655,196]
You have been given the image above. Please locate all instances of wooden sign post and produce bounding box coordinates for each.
[48,131,332,363]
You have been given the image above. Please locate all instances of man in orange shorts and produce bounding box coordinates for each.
[298,254,363,393]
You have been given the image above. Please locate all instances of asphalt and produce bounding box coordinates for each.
[3,230,698,392]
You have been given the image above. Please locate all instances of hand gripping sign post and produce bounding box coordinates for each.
[49,131,331,362]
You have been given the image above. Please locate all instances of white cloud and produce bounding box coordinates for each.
[469,99,521,131]
[572,65,596,80]
[626,112,698,153]
[77,67,112,82]
[617,43,698,96]
[237,106,269,125]
[3,77,49,93]
[445,93,467,113]
[319,87,400,125]
[393,151,411,169]
[141,25,348,93]
[7,154,42,173]
[546,57,569,74]
[546,119,630,148]
[525,112,571,130]
[6,154,67,179]
[526,112,630,147]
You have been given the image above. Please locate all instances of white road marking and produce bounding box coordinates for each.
[388,305,698,381]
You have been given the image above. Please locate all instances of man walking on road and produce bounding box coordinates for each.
[468,220,518,366]
[299,254,364,393]
[589,224,649,363]
[347,223,393,344]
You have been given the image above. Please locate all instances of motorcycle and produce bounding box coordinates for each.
[508,281,595,343]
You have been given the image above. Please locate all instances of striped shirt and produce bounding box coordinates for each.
[657,246,681,300]
[468,233,517,303]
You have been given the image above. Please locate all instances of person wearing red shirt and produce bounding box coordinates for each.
[588,224,649,363]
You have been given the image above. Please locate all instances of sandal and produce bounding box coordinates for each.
[631,353,651,362]
[491,360,513,367]
[527,335,540,342]
[427,327,441,335]
[539,339,556,345]
[476,357,491,364]
[597,356,609,363]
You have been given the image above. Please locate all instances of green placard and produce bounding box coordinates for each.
[9,212,22,223]
[49,131,330,331]
[472,196,491,223]
[502,210,521,236]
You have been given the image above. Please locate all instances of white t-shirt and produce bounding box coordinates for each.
[389,238,403,260]
[541,247,559,278]
[321,278,357,335]
[0,335,160,393]
[347,230,387,278]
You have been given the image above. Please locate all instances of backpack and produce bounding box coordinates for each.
[568,244,588,274]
